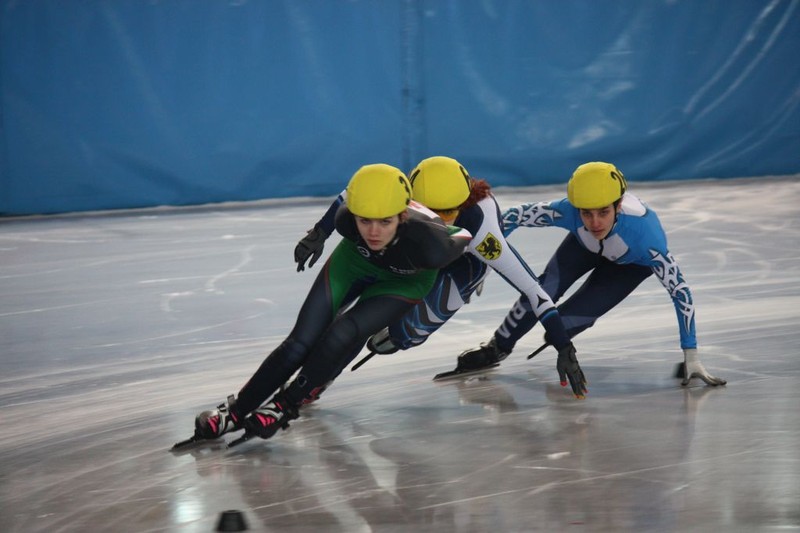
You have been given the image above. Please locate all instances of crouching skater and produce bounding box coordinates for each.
[184,163,472,446]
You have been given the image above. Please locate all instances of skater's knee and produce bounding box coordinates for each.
[271,337,310,368]
[321,316,361,357]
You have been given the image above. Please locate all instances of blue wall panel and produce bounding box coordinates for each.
[1,0,798,215]
[418,0,800,184]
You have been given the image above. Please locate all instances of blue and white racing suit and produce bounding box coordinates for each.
[497,193,697,352]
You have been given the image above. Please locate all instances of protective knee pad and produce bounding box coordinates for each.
[269,337,310,371]
[317,316,361,366]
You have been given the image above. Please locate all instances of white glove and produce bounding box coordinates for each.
[366,327,400,355]
[682,348,727,386]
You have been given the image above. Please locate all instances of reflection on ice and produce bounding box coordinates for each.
[1,177,799,532]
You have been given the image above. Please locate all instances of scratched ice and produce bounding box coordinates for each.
[1,177,798,532]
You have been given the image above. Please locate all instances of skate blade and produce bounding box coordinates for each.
[433,363,500,381]
[170,435,203,451]
[170,434,229,452]
[527,342,551,360]
[227,432,255,449]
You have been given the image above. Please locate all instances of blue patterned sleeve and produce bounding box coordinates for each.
[648,250,698,349]
[502,199,565,237]
[501,204,528,237]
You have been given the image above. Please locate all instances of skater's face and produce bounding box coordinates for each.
[356,214,402,251]
[579,203,618,240]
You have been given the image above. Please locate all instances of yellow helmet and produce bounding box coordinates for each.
[409,156,472,210]
[346,163,411,219]
[567,162,628,209]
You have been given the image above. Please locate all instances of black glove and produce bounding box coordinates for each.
[556,343,587,399]
[294,226,329,272]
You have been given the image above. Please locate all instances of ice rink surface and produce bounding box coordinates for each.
[1,177,798,532]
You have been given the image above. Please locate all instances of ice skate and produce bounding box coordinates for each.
[300,382,330,406]
[171,394,242,450]
[229,393,299,447]
[433,336,509,381]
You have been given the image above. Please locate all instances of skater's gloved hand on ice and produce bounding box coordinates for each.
[366,327,401,355]
[681,348,727,387]
[556,343,587,399]
[294,225,329,272]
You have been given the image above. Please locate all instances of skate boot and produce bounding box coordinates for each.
[194,395,243,440]
[301,382,330,406]
[456,336,510,371]
[433,336,510,380]
[242,392,299,440]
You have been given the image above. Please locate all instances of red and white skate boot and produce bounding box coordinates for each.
[194,395,243,439]
[243,393,299,440]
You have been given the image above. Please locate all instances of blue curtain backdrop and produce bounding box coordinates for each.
[1,0,799,215]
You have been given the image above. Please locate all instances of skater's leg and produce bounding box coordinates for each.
[390,255,488,349]
[233,269,340,415]
[493,234,598,352]
[243,295,416,439]
[558,261,652,338]
[283,294,416,405]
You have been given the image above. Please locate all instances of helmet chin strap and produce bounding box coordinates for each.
[611,198,624,231]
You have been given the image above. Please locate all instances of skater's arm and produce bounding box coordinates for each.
[646,248,724,385]
[501,198,569,237]
[648,248,697,350]
[294,189,346,271]
[468,198,571,350]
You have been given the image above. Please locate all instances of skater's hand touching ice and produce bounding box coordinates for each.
[557,343,587,399]
[681,349,726,386]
